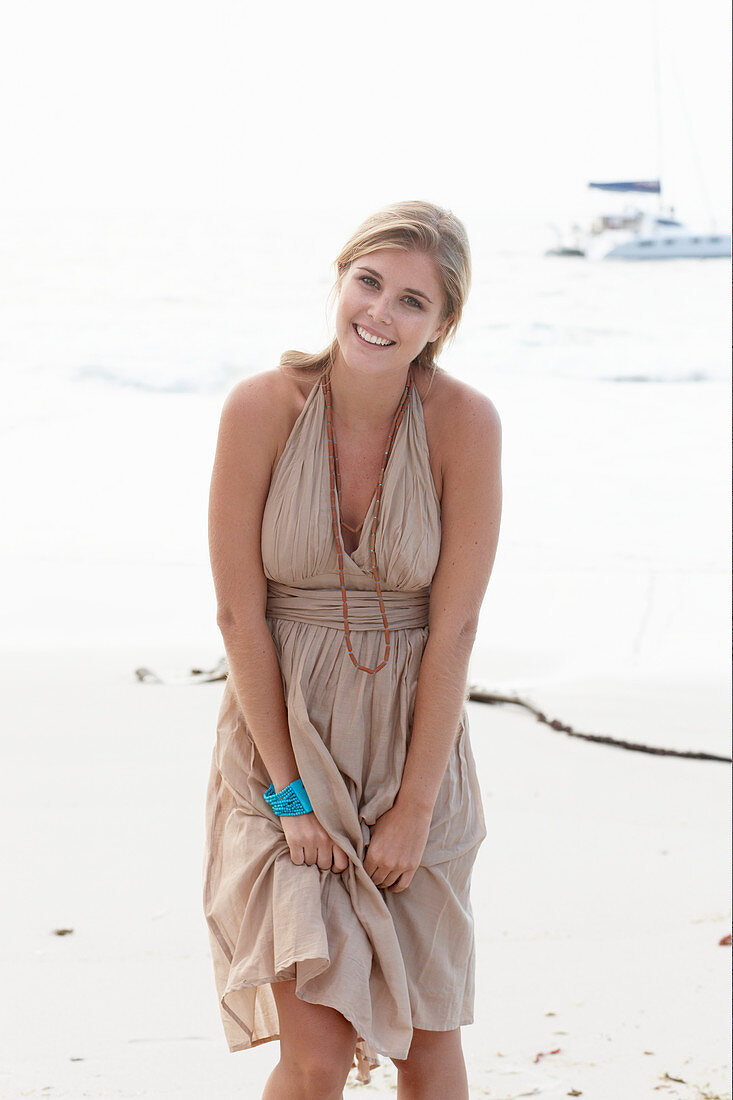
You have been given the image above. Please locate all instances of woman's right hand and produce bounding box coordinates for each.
[281,812,349,874]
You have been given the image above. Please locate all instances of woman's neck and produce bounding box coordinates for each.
[327,358,412,434]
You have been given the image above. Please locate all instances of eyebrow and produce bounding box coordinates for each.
[356,266,433,304]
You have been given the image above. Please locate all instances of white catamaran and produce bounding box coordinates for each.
[546,179,731,261]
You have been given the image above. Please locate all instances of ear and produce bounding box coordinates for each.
[428,314,453,343]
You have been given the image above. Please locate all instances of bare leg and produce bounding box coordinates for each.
[261,978,357,1100]
[391,1026,469,1100]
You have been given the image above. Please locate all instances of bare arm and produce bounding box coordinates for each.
[209,371,302,792]
[395,383,503,817]
[210,370,349,874]
[361,381,501,891]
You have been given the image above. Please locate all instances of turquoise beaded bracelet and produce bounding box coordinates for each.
[263,777,313,816]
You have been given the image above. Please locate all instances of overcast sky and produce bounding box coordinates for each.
[1,0,730,224]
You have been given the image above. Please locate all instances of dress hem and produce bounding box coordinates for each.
[220,979,475,1056]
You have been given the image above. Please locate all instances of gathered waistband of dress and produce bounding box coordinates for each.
[266,580,430,630]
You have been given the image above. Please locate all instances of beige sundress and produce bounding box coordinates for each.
[202,373,487,1080]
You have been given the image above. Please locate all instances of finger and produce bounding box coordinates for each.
[379,871,401,889]
[316,847,333,871]
[290,846,305,866]
[369,867,388,888]
[331,850,349,874]
[389,873,412,893]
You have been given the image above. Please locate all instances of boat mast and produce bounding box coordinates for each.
[651,0,663,213]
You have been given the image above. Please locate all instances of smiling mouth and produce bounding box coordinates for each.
[353,323,395,348]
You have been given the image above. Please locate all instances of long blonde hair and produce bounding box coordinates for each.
[279,200,471,389]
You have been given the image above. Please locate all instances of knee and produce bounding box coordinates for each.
[390,1028,462,1083]
[391,1046,428,1082]
[281,1048,355,1095]
[391,1050,426,1083]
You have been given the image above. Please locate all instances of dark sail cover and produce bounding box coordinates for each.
[588,180,661,193]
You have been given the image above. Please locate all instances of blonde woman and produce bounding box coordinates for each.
[204,200,502,1099]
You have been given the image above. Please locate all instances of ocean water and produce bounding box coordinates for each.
[1,208,730,744]
[3,208,729,405]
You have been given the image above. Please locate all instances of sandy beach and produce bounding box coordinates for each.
[0,637,729,1099]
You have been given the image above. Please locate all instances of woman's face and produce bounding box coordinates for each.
[334,247,449,374]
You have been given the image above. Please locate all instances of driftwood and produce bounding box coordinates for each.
[134,659,731,764]
[135,657,228,686]
[468,687,732,763]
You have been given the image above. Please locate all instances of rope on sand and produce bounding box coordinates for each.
[133,660,731,763]
[468,687,732,764]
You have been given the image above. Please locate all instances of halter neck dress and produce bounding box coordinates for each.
[202,373,487,1080]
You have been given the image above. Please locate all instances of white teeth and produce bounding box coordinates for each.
[356,325,393,347]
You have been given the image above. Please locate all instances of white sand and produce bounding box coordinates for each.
[0,640,729,1099]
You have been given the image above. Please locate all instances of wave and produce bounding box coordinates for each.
[76,362,241,394]
[602,371,712,383]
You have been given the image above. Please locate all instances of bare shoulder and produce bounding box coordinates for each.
[418,367,501,471]
[217,366,320,471]
[220,366,312,426]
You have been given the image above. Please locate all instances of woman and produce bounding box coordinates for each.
[204,200,502,1099]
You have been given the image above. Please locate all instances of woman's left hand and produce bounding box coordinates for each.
[363,802,433,893]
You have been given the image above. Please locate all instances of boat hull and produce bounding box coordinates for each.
[586,230,731,261]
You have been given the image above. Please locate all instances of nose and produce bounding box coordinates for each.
[367,291,393,326]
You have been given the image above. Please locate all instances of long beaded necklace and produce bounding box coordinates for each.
[321,367,413,675]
